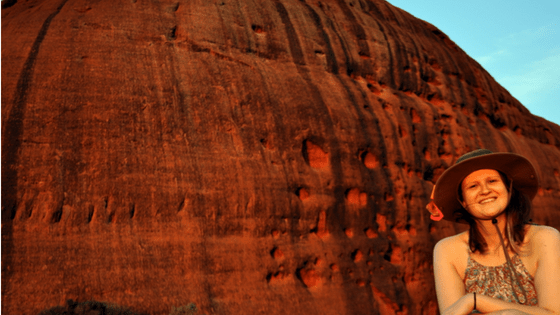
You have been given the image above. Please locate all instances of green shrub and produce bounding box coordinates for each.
[169,303,199,315]
[37,299,146,315]
[38,299,203,315]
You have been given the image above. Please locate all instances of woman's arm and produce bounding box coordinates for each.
[483,310,530,315]
[476,226,560,315]
[533,226,560,314]
[433,236,474,315]
[475,294,554,314]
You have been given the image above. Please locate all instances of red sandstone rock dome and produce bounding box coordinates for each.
[2,0,560,314]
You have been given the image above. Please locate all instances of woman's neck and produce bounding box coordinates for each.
[475,213,508,255]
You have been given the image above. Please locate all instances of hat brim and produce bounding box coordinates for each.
[433,153,539,222]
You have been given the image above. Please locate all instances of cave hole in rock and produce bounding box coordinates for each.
[252,24,264,33]
[129,204,136,219]
[296,187,310,201]
[303,140,329,169]
[270,247,284,260]
[51,205,63,223]
[352,249,363,262]
[383,247,392,262]
[360,150,379,169]
[87,205,94,223]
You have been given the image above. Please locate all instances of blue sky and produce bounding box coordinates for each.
[387,0,560,126]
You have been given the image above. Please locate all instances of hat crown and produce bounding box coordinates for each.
[455,149,494,164]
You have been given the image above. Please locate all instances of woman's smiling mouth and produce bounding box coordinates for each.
[479,197,497,204]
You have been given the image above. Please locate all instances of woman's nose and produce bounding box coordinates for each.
[480,183,491,194]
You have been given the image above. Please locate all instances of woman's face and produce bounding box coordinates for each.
[460,169,510,220]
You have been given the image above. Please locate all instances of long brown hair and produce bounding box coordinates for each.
[454,172,533,254]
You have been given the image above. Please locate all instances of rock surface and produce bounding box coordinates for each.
[2,0,560,314]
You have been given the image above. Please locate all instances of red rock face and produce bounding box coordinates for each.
[2,0,559,314]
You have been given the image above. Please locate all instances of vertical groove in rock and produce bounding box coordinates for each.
[273,0,305,66]
[2,0,70,220]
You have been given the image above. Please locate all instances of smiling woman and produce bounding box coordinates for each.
[426,149,560,314]
[460,169,511,220]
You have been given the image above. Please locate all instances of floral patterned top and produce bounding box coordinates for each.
[464,254,538,305]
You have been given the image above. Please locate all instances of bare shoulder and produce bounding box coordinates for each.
[528,225,560,254]
[434,231,469,260]
[529,224,560,242]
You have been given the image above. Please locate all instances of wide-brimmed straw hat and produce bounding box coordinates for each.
[426,149,539,222]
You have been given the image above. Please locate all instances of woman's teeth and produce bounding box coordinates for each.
[480,198,496,204]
